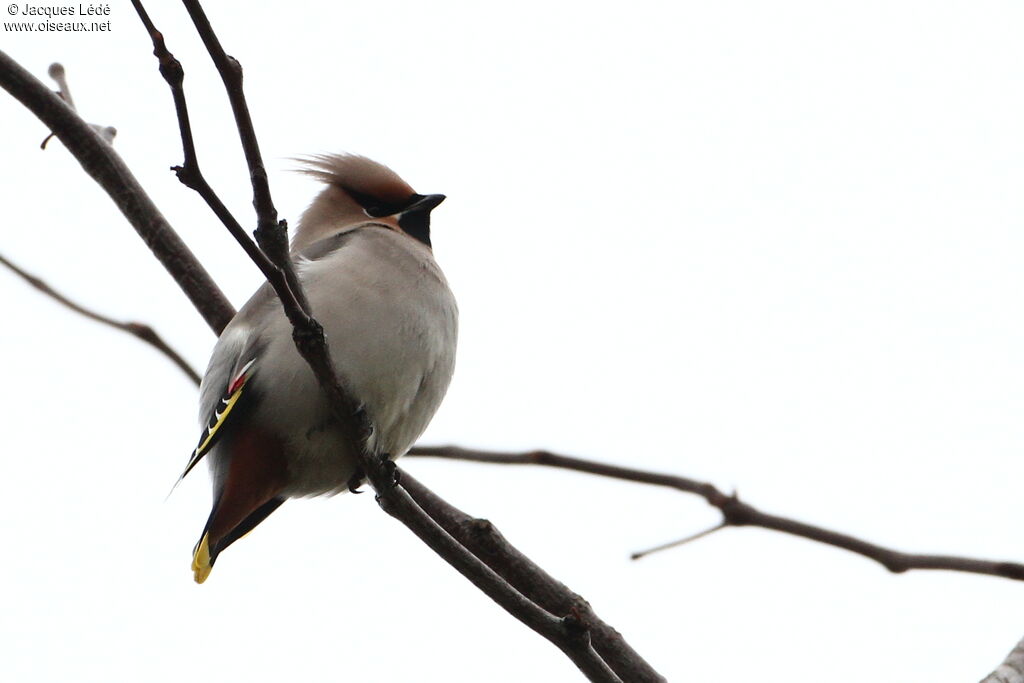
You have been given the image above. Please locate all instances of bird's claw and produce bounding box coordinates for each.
[347,469,366,494]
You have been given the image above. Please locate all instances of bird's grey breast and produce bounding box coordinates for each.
[256,226,457,495]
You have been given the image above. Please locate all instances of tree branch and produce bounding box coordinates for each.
[130,0,301,308]
[178,0,309,314]
[0,50,235,335]
[402,472,665,683]
[161,0,371,492]
[982,635,1024,683]
[377,471,624,683]
[407,446,1024,582]
[0,250,200,385]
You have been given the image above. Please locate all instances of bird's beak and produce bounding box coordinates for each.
[403,193,446,215]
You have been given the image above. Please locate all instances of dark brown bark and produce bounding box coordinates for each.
[408,446,1024,582]
[0,50,235,335]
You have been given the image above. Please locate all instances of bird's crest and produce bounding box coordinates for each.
[292,154,417,250]
[298,154,415,208]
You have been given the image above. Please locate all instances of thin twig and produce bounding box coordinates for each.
[0,50,235,334]
[407,446,1024,582]
[0,250,200,385]
[631,523,728,560]
[130,0,301,307]
[161,0,371,479]
[178,0,309,315]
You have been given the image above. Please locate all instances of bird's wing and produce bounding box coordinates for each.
[174,358,257,487]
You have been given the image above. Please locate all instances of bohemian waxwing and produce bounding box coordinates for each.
[178,154,458,583]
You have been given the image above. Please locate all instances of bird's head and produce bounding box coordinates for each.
[294,154,445,251]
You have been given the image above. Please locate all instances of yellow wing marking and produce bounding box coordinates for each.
[195,387,244,457]
[168,379,249,498]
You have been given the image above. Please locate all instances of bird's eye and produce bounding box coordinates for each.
[364,205,391,218]
[348,188,391,217]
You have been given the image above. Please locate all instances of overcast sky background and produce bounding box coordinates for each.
[2,2,1023,681]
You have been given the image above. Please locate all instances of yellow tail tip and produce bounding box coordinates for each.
[192,534,212,584]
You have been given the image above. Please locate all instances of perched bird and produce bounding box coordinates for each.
[178,154,458,583]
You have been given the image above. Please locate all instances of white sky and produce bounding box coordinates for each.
[2,2,1023,681]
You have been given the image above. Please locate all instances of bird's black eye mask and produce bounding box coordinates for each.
[347,188,403,218]
[348,190,445,248]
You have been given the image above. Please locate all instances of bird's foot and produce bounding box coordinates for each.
[380,455,401,488]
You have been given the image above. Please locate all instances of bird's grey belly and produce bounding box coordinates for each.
[245,228,458,499]
[281,424,361,497]
[274,352,454,498]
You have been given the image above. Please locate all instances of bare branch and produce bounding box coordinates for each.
[981,635,1024,683]
[177,0,308,314]
[130,0,297,303]
[407,446,1024,582]
[155,0,371,483]
[402,472,666,683]
[380,469,624,683]
[0,50,235,334]
[134,3,346,450]
[0,250,200,385]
